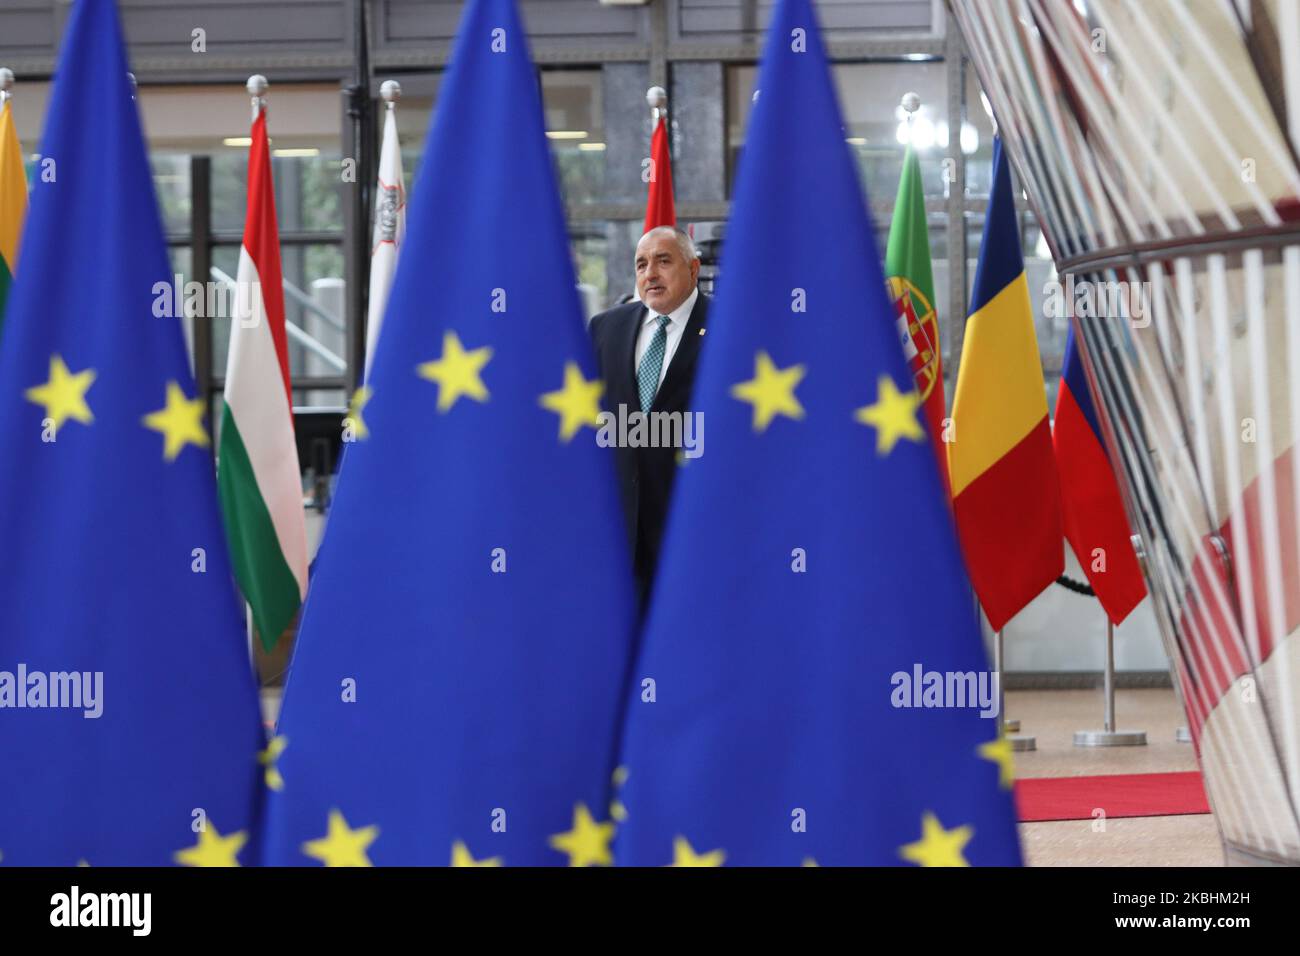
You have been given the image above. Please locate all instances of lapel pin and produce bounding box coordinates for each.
[699,328,706,336]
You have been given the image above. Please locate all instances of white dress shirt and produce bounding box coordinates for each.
[634,286,699,394]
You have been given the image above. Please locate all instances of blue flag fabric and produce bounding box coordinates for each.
[261,0,636,866]
[0,0,263,866]
[612,0,1022,866]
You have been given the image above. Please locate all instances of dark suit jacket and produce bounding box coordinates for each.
[588,292,709,603]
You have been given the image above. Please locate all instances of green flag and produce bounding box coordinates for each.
[885,144,948,490]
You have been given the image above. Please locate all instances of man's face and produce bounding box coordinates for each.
[635,232,699,315]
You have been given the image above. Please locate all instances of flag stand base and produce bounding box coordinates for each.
[1073,619,1148,748]
[1009,734,1036,752]
[1175,726,1192,743]
[1003,718,1021,734]
[1073,729,1147,747]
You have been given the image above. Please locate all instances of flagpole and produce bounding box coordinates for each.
[647,85,667,125]
[996,629,1036,751]
[243,73,268,670]
[1073,533,1148,747]
[902,90,918,132]
[381,79,400,113]
[934,85,1026,748]
[1131,531,1188,743]
[1073,618,1147,747]
[248,73,268,122]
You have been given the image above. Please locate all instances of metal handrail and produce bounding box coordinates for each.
[209,267,346,372]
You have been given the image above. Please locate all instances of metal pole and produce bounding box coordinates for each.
[248,74,267,123]
[190,155,213,414]
[994,629,1020,734]
[1075,613,1147,747]
[342,0,373,392]
[995,627,1005,730]
[1104,620,1116,732]
[997,630,1036,751]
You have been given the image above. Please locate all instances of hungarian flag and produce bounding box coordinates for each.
[218,106,308,651]
[643,113,675,232]
[949,137,1062,631]
[1053,327,1145,623]
[0,93,26,333]
[886,143,947,490]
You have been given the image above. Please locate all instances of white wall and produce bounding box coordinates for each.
[988,541,1170,673]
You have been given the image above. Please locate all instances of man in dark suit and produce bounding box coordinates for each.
[589,226,709,609]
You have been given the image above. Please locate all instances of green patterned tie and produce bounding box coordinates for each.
[636,315,671,412]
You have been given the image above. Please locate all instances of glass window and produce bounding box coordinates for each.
[727,60,967,204]
[207,242,346,382]
[376,69,604,207]
[543,70,605,206]
[963,60,998,200]
[152,155,191,236]
[210,151,345,235]
[167,245,194,371]
[570,225,608,320]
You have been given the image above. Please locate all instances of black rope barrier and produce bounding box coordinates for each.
[1054,574,1096,597]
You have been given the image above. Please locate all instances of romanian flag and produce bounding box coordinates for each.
[0,93,26,333]
[643,112,675,232]
[886,142,947,490]
[948,137,1062,631]
[1053,327,1146,623]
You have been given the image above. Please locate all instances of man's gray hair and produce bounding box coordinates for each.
[639,225,698,262]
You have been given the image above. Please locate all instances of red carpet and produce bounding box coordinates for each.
[1015,771,1210,822]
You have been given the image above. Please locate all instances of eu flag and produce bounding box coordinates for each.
[261,0,636,866]
[612,0,1022,866]
[0,0,263,865]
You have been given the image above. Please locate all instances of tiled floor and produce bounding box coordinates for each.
[1009,687,1223,866]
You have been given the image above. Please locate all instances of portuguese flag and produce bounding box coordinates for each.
[218,107,308,651]
[885,144,947,491]
[0,96,27,334]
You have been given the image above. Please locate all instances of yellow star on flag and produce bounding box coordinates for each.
[258,735,288,791]
[173,824,248,867]
[417,331,492,412]
[667,835,725,867]
[978,736,1016,790]
[142,381,209,461]
[898,812,973,867]
[450,840,502,867]
[730,351,805,432]
[301,809,379,867]
[548,803,614,867]
[345,385,372,439]
[25,354,96,434]
[539,362,604,442]
[854,375,924,455]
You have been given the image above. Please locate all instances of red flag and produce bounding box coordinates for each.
[1053,328,1146,624]
[643,115,675,232]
